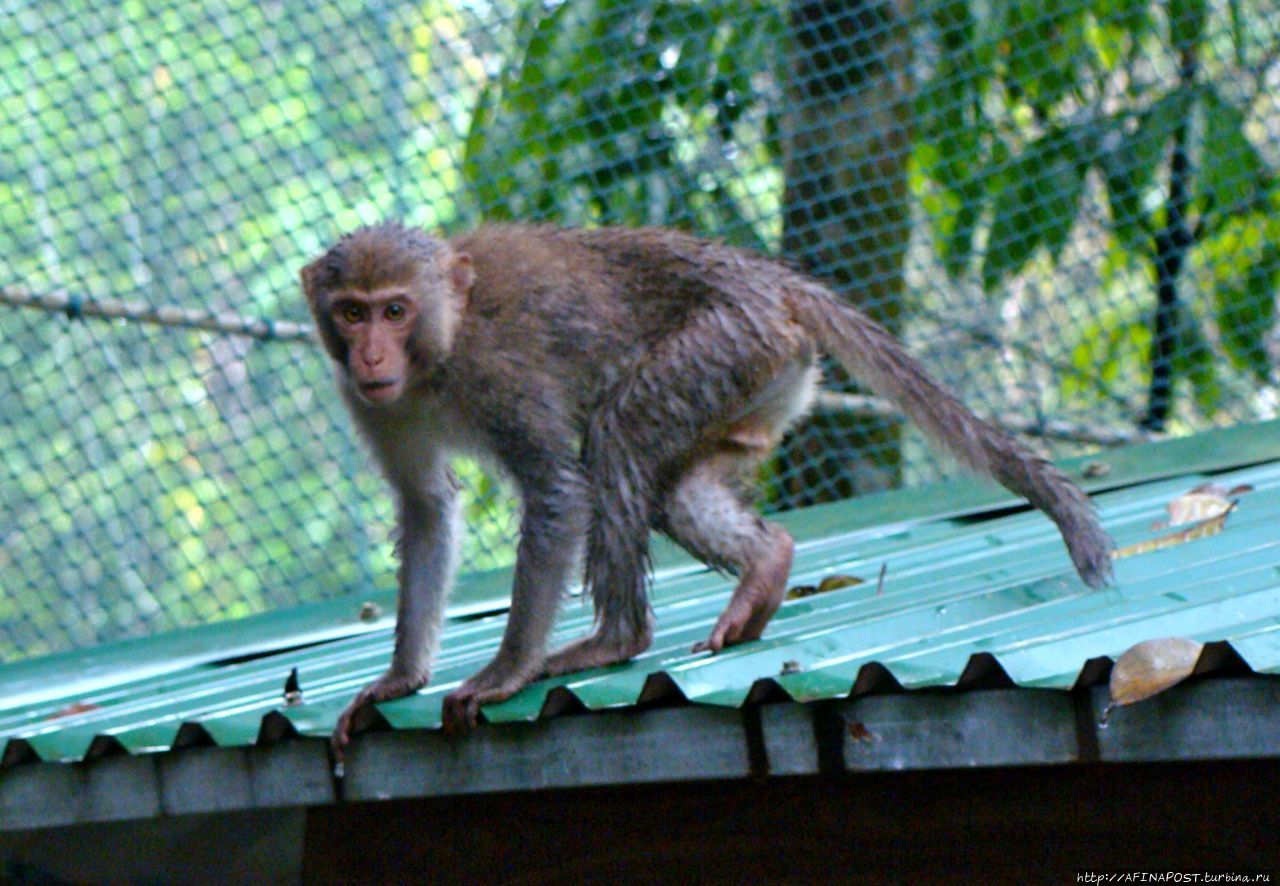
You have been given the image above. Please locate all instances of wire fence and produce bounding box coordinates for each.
[2,0,1278,659]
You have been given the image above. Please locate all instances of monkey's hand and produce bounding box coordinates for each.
[441,660,540,735]
[332,670,428,757]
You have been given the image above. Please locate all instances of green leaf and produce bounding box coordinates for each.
[1092,0,1149,36]
[716,9,776,133]
[1168,0,1208,48]
[1216,246,1280,381]
[1041,136,1089,260]
[1098,127,1149,251]
[1174,313,1221,414]
[652,2,717,109]
[1099,89,1194,250]
[1228,0,1246,64]
[1000,0,1089,110]
[461,82,516,220]
[941,183,983,279]
[984,184,1040,292]
[1198,90,1269,217]
[1062,309,1148,403]
[930,0,975,51]
[1139,87,1192,168]
[983,128,1087,292]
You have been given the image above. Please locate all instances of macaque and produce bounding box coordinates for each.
[301,222,1113,745]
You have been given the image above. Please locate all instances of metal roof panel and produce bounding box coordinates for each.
[2,421,1280,764]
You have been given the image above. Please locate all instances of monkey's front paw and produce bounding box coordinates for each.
[441,670,533,735]
[332,671,428,756]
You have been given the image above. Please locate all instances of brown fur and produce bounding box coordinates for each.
[302,222,1113,742]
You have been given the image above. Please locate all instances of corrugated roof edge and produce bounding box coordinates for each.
[0,631,1267,769]
[2,675,1277,832]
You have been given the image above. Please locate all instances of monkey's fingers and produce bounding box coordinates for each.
[330,673,427,758]
[441,673,532,735]
[441,692,482,736]
[691,612,746,654]
[693,578,784,654]
[330,704,364,774]
[691,617,737,655]
[331,691,373,757]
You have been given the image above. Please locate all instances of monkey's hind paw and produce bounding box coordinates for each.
[441,672,534,735]
[694,535,791,654]
[542,629,653,678]
[693,595,778,654]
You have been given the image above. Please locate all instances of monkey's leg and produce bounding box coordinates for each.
[334,468,461,754]
[665,448,794,653]
[442,460,588,733]
[544,328,816,677]
[538,462,656,676]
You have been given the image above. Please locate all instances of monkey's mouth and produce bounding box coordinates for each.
[358,378,402,403]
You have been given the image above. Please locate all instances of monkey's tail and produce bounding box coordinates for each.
[791,284,1113,588]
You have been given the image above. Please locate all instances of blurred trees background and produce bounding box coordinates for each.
[1,0,1277,658]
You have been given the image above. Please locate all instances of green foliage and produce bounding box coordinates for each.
[460,0,784,246]
[1198,89,1270,215]
[983,128,1089,293]
[0,0,512,659]
[910,0,1279,423]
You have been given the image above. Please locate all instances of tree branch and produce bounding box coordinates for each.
[0,285,314,343]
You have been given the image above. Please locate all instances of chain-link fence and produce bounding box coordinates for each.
[2,0,1277,660]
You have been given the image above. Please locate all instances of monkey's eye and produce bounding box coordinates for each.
[338,303,365,324]
[384,302,406,322]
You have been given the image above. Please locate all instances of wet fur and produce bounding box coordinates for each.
[303,222,1113,740]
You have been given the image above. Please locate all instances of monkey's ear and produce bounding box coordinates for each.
[299,259,323,304]
[449,253,474,297]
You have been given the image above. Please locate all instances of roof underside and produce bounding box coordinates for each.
[2,420,1280,778]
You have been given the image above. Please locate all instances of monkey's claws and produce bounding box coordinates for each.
[331,671,428,762]
[691,595,777,654]
[441,671,532,736]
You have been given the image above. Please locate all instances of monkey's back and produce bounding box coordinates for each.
[459,223,791,329]
[444,223,820,441]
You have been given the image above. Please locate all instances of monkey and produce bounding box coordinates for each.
[301,222,1113,746]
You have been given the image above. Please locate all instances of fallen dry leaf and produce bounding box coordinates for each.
[49,701,101,720]
[1156,482,1254,529]
[818,574,864,593]
[1113,501,1237,560]
[1108,637,1203,708]
[786,573,865,600]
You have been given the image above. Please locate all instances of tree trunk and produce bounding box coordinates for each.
[776,0,914,505]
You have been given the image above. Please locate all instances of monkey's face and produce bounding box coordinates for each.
[327,288,421,404]
[300,225,474,406]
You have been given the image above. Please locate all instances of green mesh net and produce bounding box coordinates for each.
[2,0,1277,658]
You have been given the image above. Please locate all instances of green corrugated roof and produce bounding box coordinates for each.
[3,419,1280,766]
